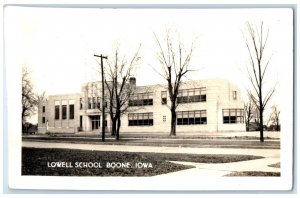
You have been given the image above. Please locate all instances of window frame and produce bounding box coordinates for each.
[222,109,244,124]
[177,87,207,104]
[176,110,207,125]
[55,105,60,120]
[129,92,154,107]
[69,104,74,119]
[62,105,67,120]
[128,112,154,126]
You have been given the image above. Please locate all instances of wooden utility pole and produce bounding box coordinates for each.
[94,54,107,142]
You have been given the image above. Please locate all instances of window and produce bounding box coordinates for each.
[129,92,153,106]
[69,104,74,119]
[42,117,45,123]
[128,113,153,126]
[91,115,100,130]
[80,98,83,109]
[88,97,92,109]
[97,97,101,109]
[55,105,60,120]
[42,106,45,113]
[223,109,244,124]
[161,91,167,105]
[177,87,206,104]
[163,115,166,122]
[233,91,237,100]
[92,97,96,109]
[177,110,207,125]
[62,105,67,119]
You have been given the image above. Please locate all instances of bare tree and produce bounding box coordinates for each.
[154,30,196,136]
[244,95,255,131]
[268,105,280,131]
[105,45,141,140]
[37,91,47,102]
[244,22,276,142]
[22,67,38,130]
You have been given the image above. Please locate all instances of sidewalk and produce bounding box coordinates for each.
[30,131,281,139]
[22,141,280,177]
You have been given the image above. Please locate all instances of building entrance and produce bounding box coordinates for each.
[90,115,100,130]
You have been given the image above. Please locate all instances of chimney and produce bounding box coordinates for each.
[129,77,136,88]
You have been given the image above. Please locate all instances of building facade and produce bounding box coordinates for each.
[38,78,246,134]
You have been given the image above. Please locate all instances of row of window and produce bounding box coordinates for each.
[161,88,207,105]
[177,110,207,125]
[55,104,74,120]
[128,113,154,126]
[177,88,207,104]
[223,109,244,124]
[54,89,237,112]
[46,108,244,125]
[127,109,244,126]
[79,97,108,110]
[127,111,207,126]
[129,92,154,107]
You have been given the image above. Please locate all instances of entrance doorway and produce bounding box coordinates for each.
[90,115,100,130]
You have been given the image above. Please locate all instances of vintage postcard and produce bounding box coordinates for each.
[5,5,294,191]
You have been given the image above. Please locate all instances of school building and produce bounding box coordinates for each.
[38,78,246,134]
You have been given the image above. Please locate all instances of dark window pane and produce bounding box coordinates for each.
[55,105,60,120]
[42,117,45,123]
[69,104,74,119]
[62,105,67,119]
[149,119,153,125]
[177,119,182,125]
[177,97,183,104]
[182,96,188,103]
[230,116,237,123]
[138,119,143,125]
[80,98,83,109]
[223,116,230,123]
[148,99,153,105]
[182,118,189,125]
[42,106,45,112]
[200,117,207,124]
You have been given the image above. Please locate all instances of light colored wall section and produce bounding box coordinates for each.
[37,101,48,134]
[38,93,83,134]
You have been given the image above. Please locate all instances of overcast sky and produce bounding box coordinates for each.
[5,7,293,123]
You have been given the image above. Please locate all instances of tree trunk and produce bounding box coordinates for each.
[170,109,176,136]
[246,117,250,132]
[259,107,264,142]
[111,118,116,136]
[116,115,121,140]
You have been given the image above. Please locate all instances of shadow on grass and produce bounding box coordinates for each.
[225,171,280,177]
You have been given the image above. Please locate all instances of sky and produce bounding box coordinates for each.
[4,7,293,123]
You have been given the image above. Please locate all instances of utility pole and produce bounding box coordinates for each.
[94,54,107,142]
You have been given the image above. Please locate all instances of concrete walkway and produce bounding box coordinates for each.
[22,141,280,177]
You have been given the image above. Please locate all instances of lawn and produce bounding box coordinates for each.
[22,147,263,176]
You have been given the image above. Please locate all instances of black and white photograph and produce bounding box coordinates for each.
[4,4,294,192]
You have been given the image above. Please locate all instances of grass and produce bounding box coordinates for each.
[225,171,280,177]
[22,147,263,176]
